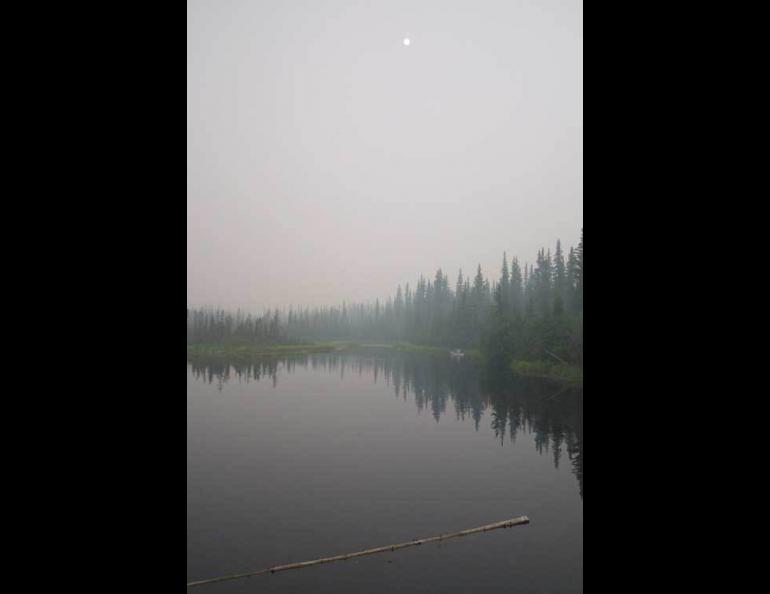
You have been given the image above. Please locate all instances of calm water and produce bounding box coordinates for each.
[187,350,582,593]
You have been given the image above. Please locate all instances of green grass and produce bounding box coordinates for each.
[186,341,358,359]
[187,341,479,360]
[391,342,449,354]
[357,342,480,357]
[510,359,583,386]
[464,349,483,361]
[351,342,443,353]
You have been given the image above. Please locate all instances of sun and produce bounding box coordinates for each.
[403,38,410,46]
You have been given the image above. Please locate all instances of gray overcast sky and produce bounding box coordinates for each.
[187,0,582,310]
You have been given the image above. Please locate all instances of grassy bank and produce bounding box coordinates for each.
[187,341,484,360]
[186,342,357,360]
[375,342,447,354]
[509,359,583,386]
[355,342,483,359]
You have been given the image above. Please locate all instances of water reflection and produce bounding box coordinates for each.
[188,350,582,498]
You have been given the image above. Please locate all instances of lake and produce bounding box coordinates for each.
[187,350,582,593]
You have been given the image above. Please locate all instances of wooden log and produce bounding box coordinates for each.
[187,515,530,588]
[545,350,568,365]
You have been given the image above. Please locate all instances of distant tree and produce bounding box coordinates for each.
[186,228,583,367]
[510,257,523,315]
[575,228,583,312]
[499,252,510,313]
[553,240,567,308]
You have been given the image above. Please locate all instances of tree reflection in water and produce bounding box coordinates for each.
[188,350,582,498]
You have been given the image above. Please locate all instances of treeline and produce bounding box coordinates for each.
[187,229,583,366]
[186,308,288,345]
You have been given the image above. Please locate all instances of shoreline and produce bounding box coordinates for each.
[186,343,580,386]
[509,359,583,387]
[186,341,479,359]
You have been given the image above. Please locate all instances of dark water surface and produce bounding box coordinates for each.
[187,351,582,593]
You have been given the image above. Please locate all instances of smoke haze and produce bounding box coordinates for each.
[187,0,582,310]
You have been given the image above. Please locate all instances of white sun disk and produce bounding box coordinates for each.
[403,38,410,46]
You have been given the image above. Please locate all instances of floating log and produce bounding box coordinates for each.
[187,515,529,588]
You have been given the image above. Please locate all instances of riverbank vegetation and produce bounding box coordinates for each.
[187,229,582,381]
[509,360,583,386]
[186,342,349,360]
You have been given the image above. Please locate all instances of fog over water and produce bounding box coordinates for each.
[187,0,582,309]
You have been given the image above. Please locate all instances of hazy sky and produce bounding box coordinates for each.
[188,0,582,310]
